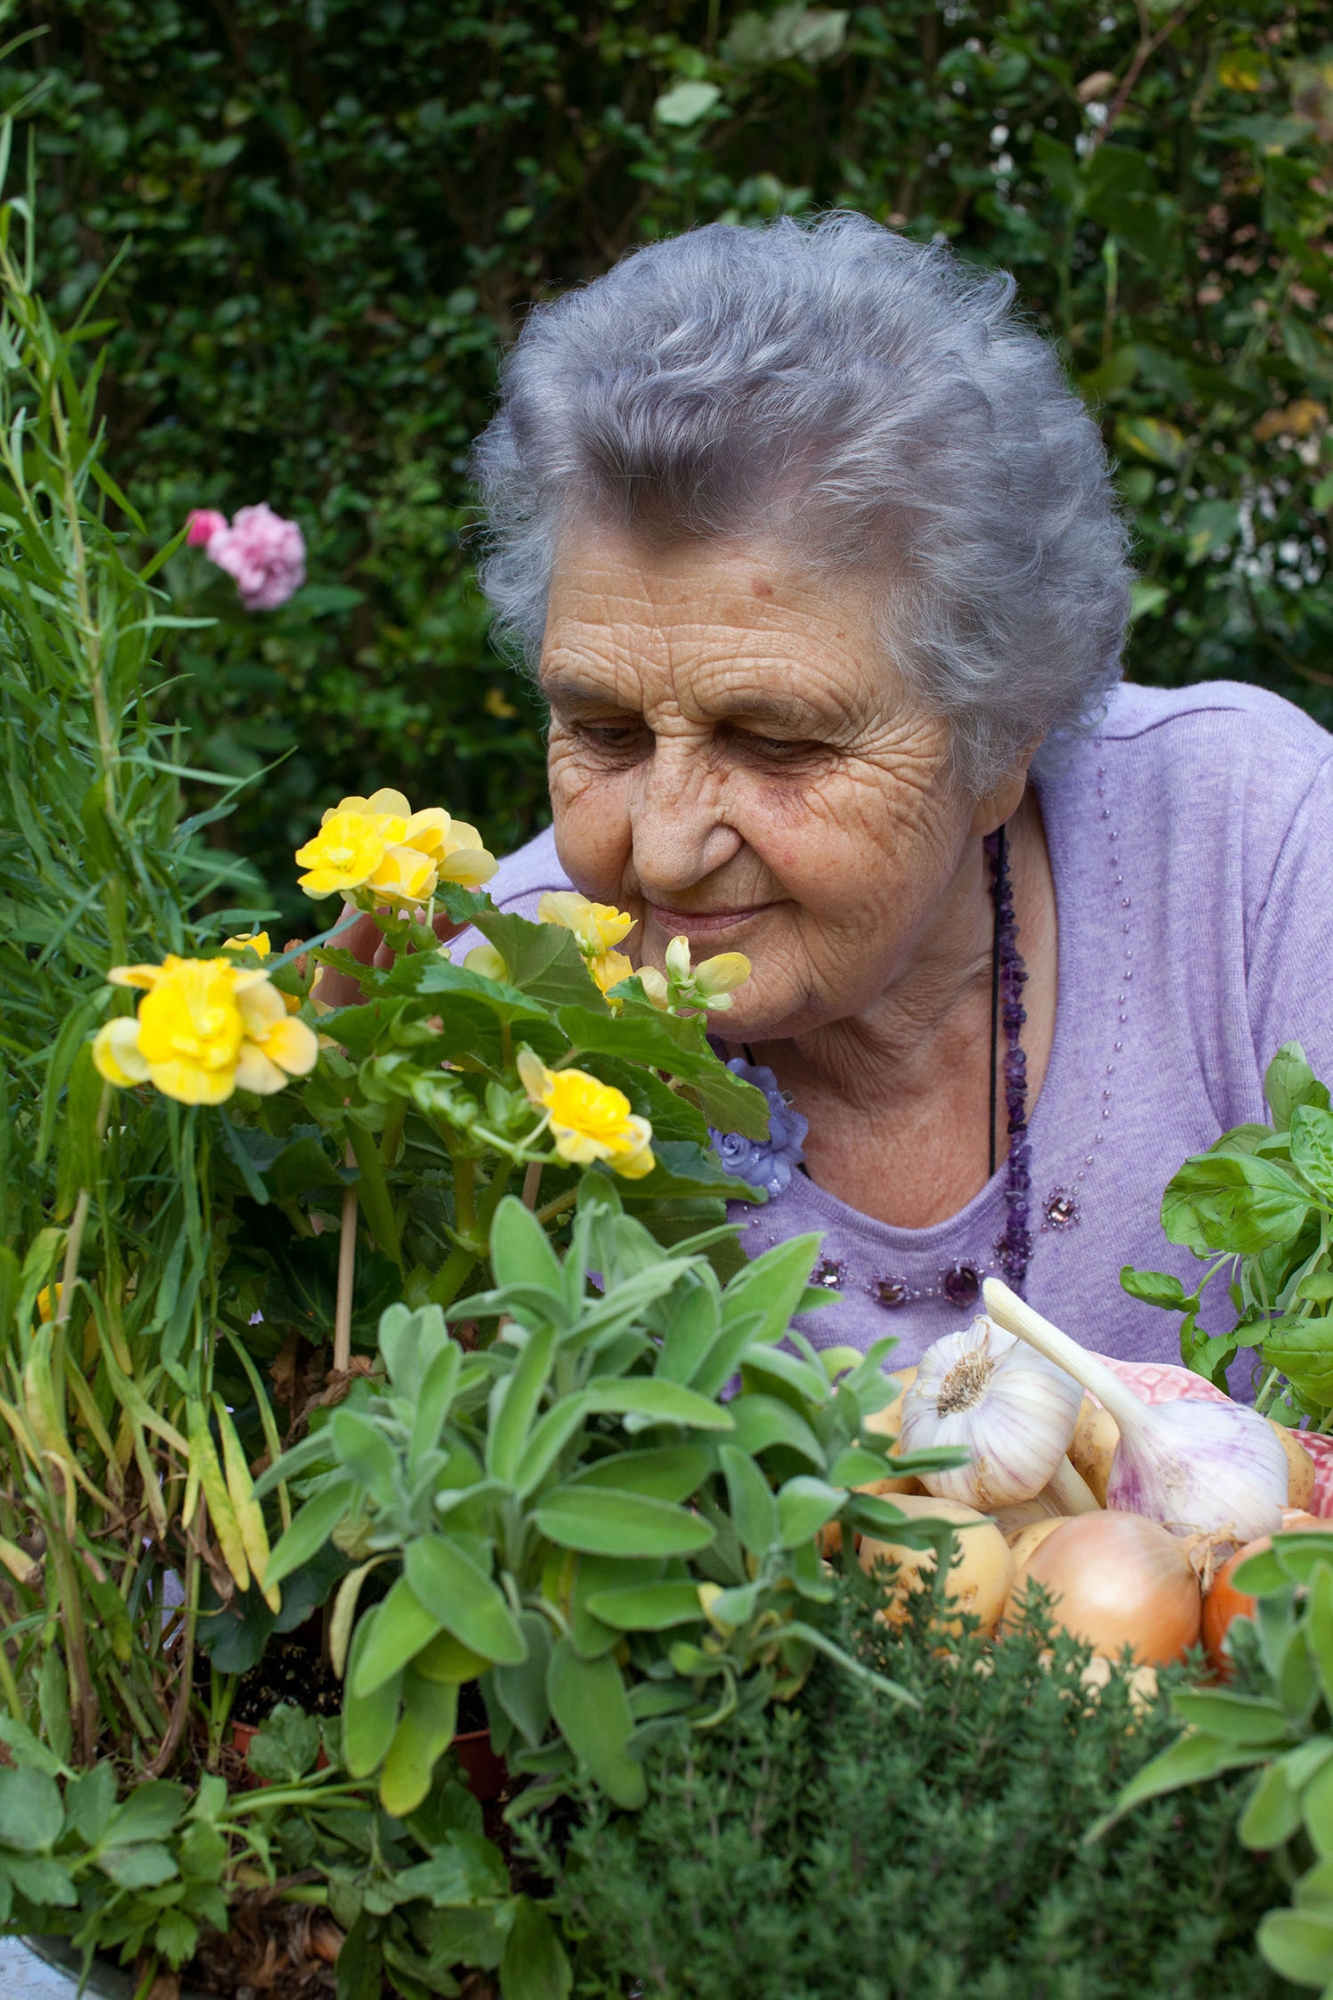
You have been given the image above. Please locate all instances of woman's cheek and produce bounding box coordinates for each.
[547,742,633,897]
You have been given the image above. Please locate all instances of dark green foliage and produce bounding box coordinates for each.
[535,1579,1290,1999]
[7,0,1333,914]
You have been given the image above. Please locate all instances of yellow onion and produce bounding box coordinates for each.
[858,1493,1015,1636]
[1004,1510,1202,1666]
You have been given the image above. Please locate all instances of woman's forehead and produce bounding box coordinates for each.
[541,534,885,720]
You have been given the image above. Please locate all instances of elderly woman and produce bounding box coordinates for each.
[439,213,1333,1371]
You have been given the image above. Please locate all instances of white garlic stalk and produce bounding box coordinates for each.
[983,1278,1287,1543]
[900,1315,1085,1511]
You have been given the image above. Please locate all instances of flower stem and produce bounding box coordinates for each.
[333,1180,358,1376]
[522,1162,543,1209]
[535,1188,578,1227]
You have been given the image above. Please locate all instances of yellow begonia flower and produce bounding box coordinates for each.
[433,818,498,889]
[589,949,634,997]
[517,1050,655,1180]
[93,1016,151,1087]
[368,841,438,904]
[223,931,272,956]
[658,934,751,1012]
[299,794,497,902]
[234,978,320,1094]
[332,788,412,822]
[695,952,751,998]
[464,942,509,982]
[638,967,670,1010]
[132,956,249,1106]
[295,810,389,898]
[538,891,635,955]
[94,957,317,1106]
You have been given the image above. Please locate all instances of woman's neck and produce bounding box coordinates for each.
[741,787,1058,1229]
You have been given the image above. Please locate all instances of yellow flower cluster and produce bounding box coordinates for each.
[518,1049,655,1180]
[537,890,636,998]
[640,934,751,1014]
[295,789,498,905]
[92,956,319,1107]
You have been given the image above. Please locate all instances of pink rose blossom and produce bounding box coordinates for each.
[203,502,306,610]
[186,507,228,549]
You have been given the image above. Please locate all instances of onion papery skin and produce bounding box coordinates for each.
[1202,1540,1263,1676]
[1004,1511,1202,1666]
[1104,1396,1288,1543]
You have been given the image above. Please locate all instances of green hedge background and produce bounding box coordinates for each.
[13,0,1333,921]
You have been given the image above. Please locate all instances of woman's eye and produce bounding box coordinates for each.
[575,720,650,756]
[731,731,821,765]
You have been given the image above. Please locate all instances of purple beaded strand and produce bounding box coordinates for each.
[984,827,1033,1295]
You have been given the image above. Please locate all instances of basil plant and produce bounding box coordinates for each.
[261,1177,960,1816]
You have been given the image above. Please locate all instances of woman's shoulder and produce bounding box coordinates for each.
[1095,678,1333,779]
[482,822,571,909]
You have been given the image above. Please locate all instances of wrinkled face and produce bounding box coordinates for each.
[541,532,1008,1039]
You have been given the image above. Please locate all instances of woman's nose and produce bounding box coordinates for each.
[630,740,743,895]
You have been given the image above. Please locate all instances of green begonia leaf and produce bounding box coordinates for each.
[556,1005,769,1139]
[0,1766,63,1851]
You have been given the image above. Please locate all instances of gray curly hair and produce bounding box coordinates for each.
[473,212,1131,794]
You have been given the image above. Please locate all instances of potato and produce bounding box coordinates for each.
[1271,1421,1316,1510]
[1006,1516,1073,1568]
[1069,1396,1118,1506]
[858,1492,1015,1636]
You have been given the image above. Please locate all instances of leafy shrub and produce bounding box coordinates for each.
[536,1578,1289,1999]
[6,0,1333,912]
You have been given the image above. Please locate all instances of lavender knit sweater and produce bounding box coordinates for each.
[454,682,1333,1377]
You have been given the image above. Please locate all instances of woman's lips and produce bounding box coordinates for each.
[645,902,773,937]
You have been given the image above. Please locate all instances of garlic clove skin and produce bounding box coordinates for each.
[900,1315,1083,1511]
[1106,1396,1287,1544]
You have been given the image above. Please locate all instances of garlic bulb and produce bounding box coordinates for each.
[899,1315,1084,1510]
[984,1278,1287,1544]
